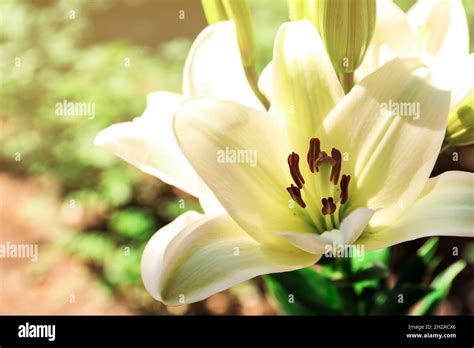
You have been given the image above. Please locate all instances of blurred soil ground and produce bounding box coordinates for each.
[0,173,132,314]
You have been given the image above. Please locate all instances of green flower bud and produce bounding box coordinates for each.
[287,0,309,21]
[201,0,228,24]
[445,93,474,148]
[202,0,268,108]
[222,0,256,68]
[308,0,320,30]
[316,0,376,73]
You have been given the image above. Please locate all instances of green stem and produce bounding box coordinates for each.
[336,258,357,314]
[339,72,354,94]
[245,66,270,110]
[201,0,228,24]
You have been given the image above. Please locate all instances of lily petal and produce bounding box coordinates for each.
[406,0,470,110]
[278,208,375,254]
[258,61,273,103]
[359,171,474,250]
[95,92,202,197]
[325,208,376,246]
[183,20,264,111]
[441,53,474,111]
[407,0,469,65]
[141,211,318,305]
[174,97,310,248]
[324,59,450,223]
[271,20,343,155]
[357,0,418,79]
[94,92,224,214]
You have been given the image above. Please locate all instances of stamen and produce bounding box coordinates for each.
[288,152,305,189]
[307,138,320,173]
[340,174,351,204]
[321,197,337,215]
[286,139,352,231]
[321,198,328,214]
[330,148,342,185]
[314,151,335,172]
[328,197,336,214]
[287,184,306,208]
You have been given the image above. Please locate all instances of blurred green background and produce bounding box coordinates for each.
[0,0,473,315]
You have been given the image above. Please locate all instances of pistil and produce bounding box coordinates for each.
[314,151,335,199]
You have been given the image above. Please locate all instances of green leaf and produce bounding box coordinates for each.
[369,284,432,315]
[332,262,388,290]
[418,237,439,263]
[357,286,379,314]
[104,246,143,287]
[350,262,389,282]
[108,208,157,239]
[264,267,341,315]
[67,232,115,263]
[396,237,439,286]
[411,260,466,315]
[264,277,319,315]
[462,241,474,263]
[98,169,135,207]
[348,250,391,302]
[351,247,391,272]
[161,199,203,220]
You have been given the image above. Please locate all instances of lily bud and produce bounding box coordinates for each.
[287,0,309,21]
[307,0,319,30]
[316,0,376,73]
[445,93,474,148]
[201,0,228,24]
[222,0,256,68]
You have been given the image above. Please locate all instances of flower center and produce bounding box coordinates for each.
[286,138,351,233]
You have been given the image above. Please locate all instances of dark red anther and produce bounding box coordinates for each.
[314,151,336,172]
[330,148,342,185]
[287,184,306,208]
[321,197,337,215]
[288,152,305,189]
[340,174,351,204]
[307,138,320,173]
[321,198,328,215]
[327,197,336,214]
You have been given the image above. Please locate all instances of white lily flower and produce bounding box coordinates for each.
[142,21,474,305]
[94,20,265,214]
[359,0,473,111]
